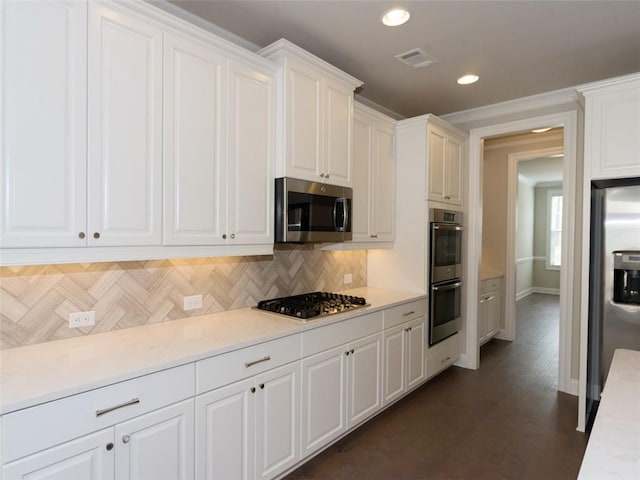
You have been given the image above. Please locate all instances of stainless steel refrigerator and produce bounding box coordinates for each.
[586,178,640,429]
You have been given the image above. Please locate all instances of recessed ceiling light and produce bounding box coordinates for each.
[381,8,411,27]
[457,74,479,85]
[532,127,552,133]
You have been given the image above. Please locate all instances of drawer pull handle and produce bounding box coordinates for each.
[95,398,140,417]
[402,311,416,317]
[245,356,271,368]
[441,356,452,364]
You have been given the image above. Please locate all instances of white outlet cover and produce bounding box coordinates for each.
[183,295,203,311]
[69,311,96,328]
[343,273,353,284]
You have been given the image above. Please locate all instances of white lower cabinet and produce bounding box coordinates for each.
[300,332,382,458]
[479,277,502,345]
[195,362,300,480]
[426,333,460,380]
[1,364,195,480]
[382,317,425,405]
[3,429,114,480]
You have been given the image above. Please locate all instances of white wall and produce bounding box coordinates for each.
[516,180,535,298]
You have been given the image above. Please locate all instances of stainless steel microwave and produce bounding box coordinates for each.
[275,177,352,243]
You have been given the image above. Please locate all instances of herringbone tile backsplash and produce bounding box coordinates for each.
[0,246,367,350]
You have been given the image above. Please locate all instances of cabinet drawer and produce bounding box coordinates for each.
[2,363,194,463]
[425,333,459,380]
[480,277,502,295]
[383,299,426,329]
[196,334,300,394]
[301,311,382,357]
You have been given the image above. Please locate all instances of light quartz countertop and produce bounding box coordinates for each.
[0,287,425,415]
[480,270,503,281]
[578,349,640,479]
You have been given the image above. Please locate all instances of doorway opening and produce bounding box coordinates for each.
[459,111,577,399]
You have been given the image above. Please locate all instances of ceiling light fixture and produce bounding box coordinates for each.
[457,74,479,85]
[381,8,411,27]
[532,127,552,133]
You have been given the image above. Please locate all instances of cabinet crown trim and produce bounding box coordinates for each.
[259,38,363,89]
[577,72,640,96]
[397,113,468,139]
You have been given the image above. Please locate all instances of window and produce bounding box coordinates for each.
[547,189,562,269]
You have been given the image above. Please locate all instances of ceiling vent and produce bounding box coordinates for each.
[394,48,437,68]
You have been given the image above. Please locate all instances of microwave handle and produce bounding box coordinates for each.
[433,224,464,231]
[333,198,347,232]
[342,197,348,232]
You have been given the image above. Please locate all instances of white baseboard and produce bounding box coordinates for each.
[516,286,560,300]
[562,378,579,396]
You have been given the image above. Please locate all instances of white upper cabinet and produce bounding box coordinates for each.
[579,73,640,180]
[259,39,362,187]
[0,0,87,248]
[163,31,226,246]
[1,0,275,264]
[352,103,396,243]
[226,60,274,246]
[427,121,465,207]
[88,2,163,246]
[163,31,274,247]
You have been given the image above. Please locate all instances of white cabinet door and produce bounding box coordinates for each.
[324,77,353,187]
[0,0,87,248]
[114,399,194,480]
[485,292,501,338]
[227,60,274,245]
[427,126,447,203]
[382,324,406,405]
[405,318,425,391]
[3,429,114,480]
[286,60,322,181]
[372,122,395,241]
[446,134,463,207]
[347,333,382,428]
[584,79,640,180]
[196,378,255,480]
[163,32,226,246]
[351,112,372,241]
[254,363,299,480]
[300,345,347,458]
[352,105,395,242]
[88,3,162,246]
[478,296,488,342]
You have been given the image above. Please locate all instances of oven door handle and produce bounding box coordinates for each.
[433,224,463,231]
[432,281,462,291]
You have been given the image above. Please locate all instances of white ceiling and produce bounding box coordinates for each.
[167,0,640,118]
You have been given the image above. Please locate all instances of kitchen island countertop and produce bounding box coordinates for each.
[578,348,640,479]
[0,286,425,415]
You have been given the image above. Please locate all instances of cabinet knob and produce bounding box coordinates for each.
[93,232,100,239]
[106,442,114,451]
[259,383,265,389]
[325,174,330,179]
[222,234,227,240]
[122,435,130,444]
[250,387,256,393]
[350,349,354,354]
[78,232,86,239]
[320,173,325,178]
[345,351,349,356]
[230,233,236,239]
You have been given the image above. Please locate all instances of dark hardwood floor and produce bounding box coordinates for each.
[284,293,588,480]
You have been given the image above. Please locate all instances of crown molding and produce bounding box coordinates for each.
[441,86,580,127]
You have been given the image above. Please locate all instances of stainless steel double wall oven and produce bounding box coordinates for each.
[428,208,463,345]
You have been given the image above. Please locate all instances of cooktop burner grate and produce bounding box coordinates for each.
[257,291,367,320]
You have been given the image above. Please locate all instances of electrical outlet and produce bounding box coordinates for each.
[69,311,96,329]
[343,273,353,285]
[183,294,203,311]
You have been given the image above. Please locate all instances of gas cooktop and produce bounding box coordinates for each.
[256,291,368,320]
